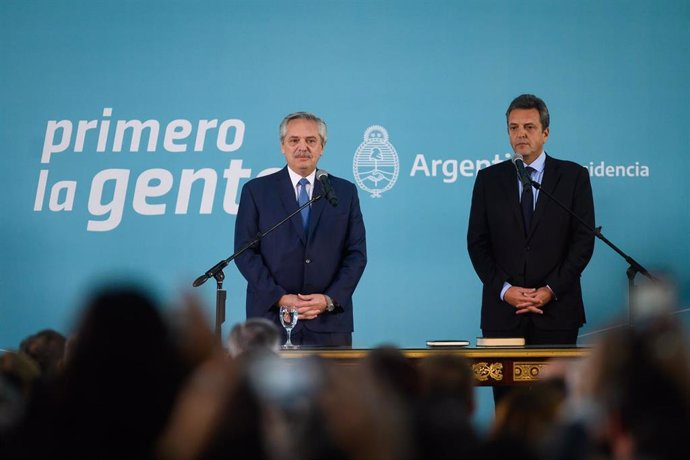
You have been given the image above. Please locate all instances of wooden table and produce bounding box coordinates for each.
[280,347,589,386]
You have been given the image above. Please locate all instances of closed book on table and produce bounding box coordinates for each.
[426,340,470,348]
[476,337,525,347]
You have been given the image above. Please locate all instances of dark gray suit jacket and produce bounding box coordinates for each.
[467,154,595,331]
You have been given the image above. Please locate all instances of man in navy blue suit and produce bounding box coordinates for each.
[234,112,367,347]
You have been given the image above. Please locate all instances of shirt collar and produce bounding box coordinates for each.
[287,166,317,189]
[526,151,546,173]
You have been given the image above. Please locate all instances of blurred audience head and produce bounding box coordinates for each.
[0,352,40,399]
[0,351,40,436]
[583,312,690,459]
[362,344,420,404]
[418,353,476,415]
[19,329,66,377]
[489,381,566,459]
[227,318,281,358]
[51,284,186,459]
[0,352,40,433]
[169,292,223,369]
[320,357,412,460]
[414,353,480,460]
[65,285,181,374]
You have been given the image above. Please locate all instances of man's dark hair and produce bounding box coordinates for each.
[506,94,550,129]
[19,329,66,376]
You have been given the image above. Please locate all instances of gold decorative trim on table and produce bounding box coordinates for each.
[472,362,504,382]
[280,347,589,360]
[513,362,547,381]
[278,347,590,386]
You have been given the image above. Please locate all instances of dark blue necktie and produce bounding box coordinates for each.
[298,178,310,233]
[521,167,535,233]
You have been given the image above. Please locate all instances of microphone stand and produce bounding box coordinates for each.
[528,178,656,327]
[193,193,324,342]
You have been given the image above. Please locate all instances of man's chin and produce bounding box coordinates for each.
[292,164,315,175]
[294,159,313,168]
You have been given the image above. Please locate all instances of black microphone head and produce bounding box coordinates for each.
[192,274,208,287]
[511,153,531,187]
[316,169,338,207]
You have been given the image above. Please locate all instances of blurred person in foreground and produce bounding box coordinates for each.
[0,351,41,453]
[8,285,188,460]
[550,279,690,460]
[362,345,420,405]
[482,381,566,460]
[414,353,480,460]
[160,348,411,460]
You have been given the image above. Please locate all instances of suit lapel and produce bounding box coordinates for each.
[307,178,327,240]
[277,167,308,245]
[527,154,560,241]
[499,162,524,233]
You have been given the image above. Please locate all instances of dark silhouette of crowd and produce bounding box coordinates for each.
[1,282,689,460]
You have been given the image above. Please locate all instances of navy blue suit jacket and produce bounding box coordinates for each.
[467,154,595,331]
[234,167,367,334]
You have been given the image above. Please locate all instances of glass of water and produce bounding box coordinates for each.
[279,305,299,349]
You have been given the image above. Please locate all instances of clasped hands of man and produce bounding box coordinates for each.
[278,293,329,320]
[504,286,554,315]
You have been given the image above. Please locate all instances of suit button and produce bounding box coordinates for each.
[305,259,311,264]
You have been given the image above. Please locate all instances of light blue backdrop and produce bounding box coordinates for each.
[2,0,689,425]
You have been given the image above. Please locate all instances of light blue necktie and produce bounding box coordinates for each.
[298,178,310,233]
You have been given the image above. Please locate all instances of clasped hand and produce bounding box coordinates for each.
[278,293,327,320]
[504,286,553,315]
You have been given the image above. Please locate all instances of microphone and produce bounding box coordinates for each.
[511,153,532,188]
[316,169,338,207]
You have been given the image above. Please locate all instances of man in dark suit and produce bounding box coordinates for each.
[467,94,595,348]
[234,112,367,347]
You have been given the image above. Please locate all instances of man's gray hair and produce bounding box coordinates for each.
[279,112,328,146]
[227,318,281,357]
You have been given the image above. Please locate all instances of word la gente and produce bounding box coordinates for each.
[34,159,279,232]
